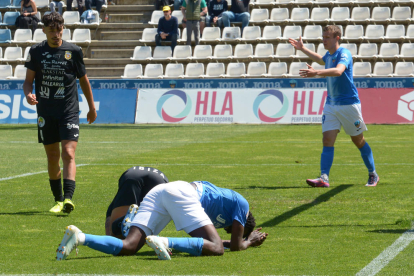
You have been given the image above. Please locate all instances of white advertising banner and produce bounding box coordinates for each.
[135,89,328,124]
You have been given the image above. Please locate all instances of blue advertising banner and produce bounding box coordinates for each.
[0,89,137,124]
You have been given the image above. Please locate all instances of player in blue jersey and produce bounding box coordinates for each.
[56,181,267,260]
[289,25,379,188]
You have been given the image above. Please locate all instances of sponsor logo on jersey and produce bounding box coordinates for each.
[74,134,79,137]
[216,214,226,224]
[67,123,79,129]
[65,51,72,60]
[39,86,50,98]
[38,116,45,127]
[54,87,65,99]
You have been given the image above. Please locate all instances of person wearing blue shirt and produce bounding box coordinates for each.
[289,25,379,188]
[155,6,179,51]
[56,180,267,261]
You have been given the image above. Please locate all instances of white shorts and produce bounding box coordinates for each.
[322,103,367,136]
[131,181,212,236]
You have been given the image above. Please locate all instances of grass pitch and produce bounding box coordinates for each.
[0,124,413,275]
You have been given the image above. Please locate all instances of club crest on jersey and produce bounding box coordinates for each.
[38,117,45,127]
[65,51,72,60]
[354,120,361,131]
[26,53,31,62]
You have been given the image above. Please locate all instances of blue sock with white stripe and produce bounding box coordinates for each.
[359,142,376,173]
[84,234,124,255]
[320,146,334,176]
[168,237,204,256]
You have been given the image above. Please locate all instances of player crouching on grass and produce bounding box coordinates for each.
[288,25,379,188]
[56,181,268,260]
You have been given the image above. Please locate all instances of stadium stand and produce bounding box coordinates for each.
[0,64,12,79]
[8,64,26,79]
[121,64,143,79]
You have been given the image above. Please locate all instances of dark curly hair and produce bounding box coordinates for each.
[42,12,64,29]
[224,211,256,239]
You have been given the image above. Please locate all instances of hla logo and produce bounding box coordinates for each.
[292,91,327,115]
[397,91,414,121]
[79,94,100,119]
[195,91,233,116]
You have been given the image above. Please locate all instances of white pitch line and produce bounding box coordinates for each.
[356,222,414,276]
[0,164,88,182]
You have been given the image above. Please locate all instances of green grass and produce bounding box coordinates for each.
[0,124,413,275]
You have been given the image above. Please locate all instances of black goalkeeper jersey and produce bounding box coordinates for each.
[25,40,87,117]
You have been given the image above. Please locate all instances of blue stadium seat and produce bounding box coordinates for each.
[0,0,11,8]
[0,29,12,43]
[1,11,20,26]
[7,0,21,8]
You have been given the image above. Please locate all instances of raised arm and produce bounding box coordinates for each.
[289,36,325,65]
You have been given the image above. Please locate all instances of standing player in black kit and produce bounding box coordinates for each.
[23,12,97,214]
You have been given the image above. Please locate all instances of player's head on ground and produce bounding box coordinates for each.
[42,12,64,48]
[322,25,341,53]
[224,211,256,239]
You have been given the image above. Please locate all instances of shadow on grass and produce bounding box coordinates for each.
[81,125,186,130]
[258,185,353,228]
[369,229,411,234]
[62,251,158,261]
[0,211,45,216]
[236,186,305,190]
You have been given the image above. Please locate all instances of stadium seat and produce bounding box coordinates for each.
[121,64,143,79]
[405,25,414,41]
[311,62,325,72]
[211,44,232,60]
[224,62,246,78]
[152,46,172,60]
[143,64,163,78]
[313,0,331,4]
[32,29,46,43]
[258,25,282,42]
[200,27,221,42]
[1,11,20,26]
[34,0,49,9]
[251,43,274,60]
[355,43,378,59]
[232,44,253,60]
[399,43,414,59]
[330,7,350,23]
[391,7,411,23]
[245,62,266,77]
[353,62,372,77]
[342,25,364,41]
[302,25,322,41]
[274,43,295,59]
[183,63,204,78]
[148,10,163,25]
[295,43,315,58]
[62,29,71,41]
[268,8,289,23]
[7,64,27,79]
[0,0,11,8]
[12,29,32,44]
[287,62,307,77]
[393,62,414,76]
[131,46,152,61]
[171,11,184,24]
[222,27,241,40]
[0,64,13,79]
[264,62,288,77]
[282,25,302,40]
[370,7,390,23]
[139,28,158,43]
[191,45,212,60]
[376,43,399,58]
[204,63,225,78]
[164,63,184,78]
[383,25,405,40]
[62,11,81,26]
[372,0,392,4]
[349,7,370,23]
[317,44,327,56]
[238,26,261,42]
[179,28,199,43]
[249,8,269,23]
[289,8,309,23]
[70,28,91,44]
[309,8,329,24]
[21,46,30,61]
[170,45,192,61]
[371,62,393,77]
[3,47,22,61]
[364,25,384,41]
[340,43,358,56]
[7,0,21,9]
[0,29,12,44]
[251,0,274,5]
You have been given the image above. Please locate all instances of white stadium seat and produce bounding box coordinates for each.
[370,7,390,23]
[62,29,71,41]
[250,8,269,23]
[222,27,241,40]
[225,63,246,78]
[180,27,199,42]
[406,25,414,40]
[302,25,322,41]
[399,43,414,58]
[3,47,22,61]
[183,63,204,78]
[200,27,221,42]
[317,43,327,56]
[143,64,163,78]
[8,64,27,79]
[139,28,158,43]
[350,7,370,23]
[191,45,212,60]
[290,8,310,22]
[148,10,163,25]
[245,62,267,77]
[340,43,358,56]
[239,26,261,42]
[364,25,385,40]
[152,46,172,60]
[342,25,364,41]
[121,64,143,79]
[268,8,289,23]
[356,43,378,59]
[211,44,232,60]
[70,29,91,44]
[34,0,49,8]
[391,7,411,23]
[62,11,80,26]
[170,45,192,61]
[131,46,152,60]
[330,7,350,23]
[282,25,302,40]
[232,44,254,59]
[258,25,282,41]
[296,43,315,58]
[12,29,32,43]
[377,43,399,58]
[164,63,184,78]
[21,46,30,61]
[372,62,393,77]
[383,25,405,40]
[265,62,287,77]
[205,63,225,77]
[171,11,184,24]
[252,43,274,59]
[274,43,295,58]
[309,8,329,23]
[288,62,308,77]
[393,62,414,77]
[0,65,13,79]
[353,62,372,77]
[32,29,46,42]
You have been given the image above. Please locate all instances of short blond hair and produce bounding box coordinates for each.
[323,25,342,39]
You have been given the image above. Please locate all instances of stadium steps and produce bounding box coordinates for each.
[108,13,152,23]
[84,58,131,66]
[86,66,125,77]
[99,31,142,40]
[90,49,134,58]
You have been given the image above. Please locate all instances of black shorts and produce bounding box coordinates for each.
[106,166,169,218]
[37,113,79,145]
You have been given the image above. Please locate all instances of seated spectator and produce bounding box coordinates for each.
[16,0,40,33]
[156,0,170,10]
[85,0,105,14]
[155,6,178,51]
[221,0,250,32]
[181,0,207,44]
[50,0,65,15]
[206,0,227,27]
[67,0,85,16]
[80,9,97,23]
[174,0,182,11]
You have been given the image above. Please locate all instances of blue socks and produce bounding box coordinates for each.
[320,146,334,176]
[168,237,204,256]
[84,234,124,255]
[359,142,376,173]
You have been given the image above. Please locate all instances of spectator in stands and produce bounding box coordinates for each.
[156,0,170,10]
[16,0,40,33]
[181,0,207,45]
[50,0,65,15]
[221,0,250,32]
[85,0,105,14]
[155,6,179,51]
[67,0,85,16]
[174,0,182,11]
[206,0,227,27]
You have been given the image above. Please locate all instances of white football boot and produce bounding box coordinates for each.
[56,225,82,260]
[146,236,172,260]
